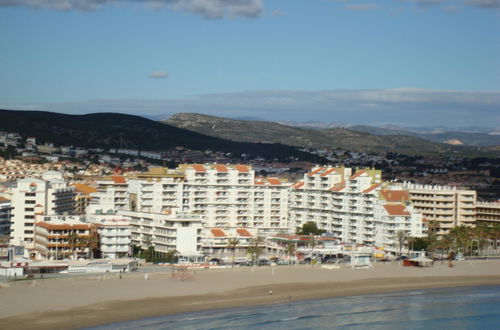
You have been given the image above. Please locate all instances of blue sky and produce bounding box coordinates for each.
[0,0,499,127]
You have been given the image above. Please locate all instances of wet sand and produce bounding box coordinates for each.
[1,260,499,329]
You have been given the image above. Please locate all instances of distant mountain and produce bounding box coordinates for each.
[0,110,323,162]
[165,113,499,157]
[348,125,500,147]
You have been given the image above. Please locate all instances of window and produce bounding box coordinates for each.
[25,193,36,197]
[24,230,33,234]
[25,200,36,204]
[25,208,34,212]
[25,215,34,219]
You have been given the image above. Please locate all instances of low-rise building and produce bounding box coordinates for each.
[475,201,500,226]
[120,209,203,260]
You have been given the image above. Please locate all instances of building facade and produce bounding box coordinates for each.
[10,173,75,247]
[289,167,424,252]
[402,183,476,235]
[0,197,13,239]
[120,209,203,259]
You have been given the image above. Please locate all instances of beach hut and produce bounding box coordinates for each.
[409,256,434,267]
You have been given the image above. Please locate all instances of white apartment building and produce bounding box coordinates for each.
[0,197,12,238]
[10,172,75,247]
[125,165,289,233]
[289,167,424,252]
[120,209,203,259]
[181,164,289,232]
[88,176,129,215]
[401,183,477,235]
[88,215,131,259]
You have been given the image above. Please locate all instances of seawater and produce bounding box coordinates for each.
[90,285,500,329]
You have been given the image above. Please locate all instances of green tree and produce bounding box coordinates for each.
[285,243,296,264]
[227,238,239,267]
[395,230,408,257]
[67,231,80,259]
[296,222,326,235]
[247,237,264,265]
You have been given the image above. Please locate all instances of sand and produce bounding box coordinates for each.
[0,260,499,329]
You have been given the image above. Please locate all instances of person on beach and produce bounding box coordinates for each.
[448,251,455,268]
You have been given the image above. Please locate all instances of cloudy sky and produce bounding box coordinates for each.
[0,0,499,127]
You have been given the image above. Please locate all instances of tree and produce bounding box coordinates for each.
[247,237,263,265]
[227,238,239,267]
[395,230,407,257]
[80,224,100,259]
[285,243,296,264]
[67,231,80,260]
[296,222,326,235]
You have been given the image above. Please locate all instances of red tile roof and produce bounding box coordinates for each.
[236,229,252,237]
[330,181,346,192]
[320,168,336,177]
[192,164,206,172]
[267,178,281,186]
[350,170,366,180]
[36,222,91,230]
[73,183,97,194]
[307,167,325,177]
[384,204,410,216]
[0,197,10,203]
[111,176,126,184]
[380,190,409,202]
[235,165,250,173]
[362,184,380,194]
[211,228,226,237]
[214,164,228,172]
[292,181,305,189]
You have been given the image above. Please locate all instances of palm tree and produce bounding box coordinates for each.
[67,231,80,260]
[395,230,407,257]
[285,243,296,264]
[247,236,263,265]
[81,225,100,259]
[227,238,239,267]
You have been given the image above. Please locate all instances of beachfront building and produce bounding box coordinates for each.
[87,176,129,215]
[475,201,500,226]
[289,167,424,252]
[126,164,290,233]
[88,215,131,259]
[73,183,98,215]
[33,219,95,260]
[9,172,76,248]
[401,183,477,235]
[120,209,203,260]
[0,197,13,240]
[201,227,256,260]
[180,164,289,232]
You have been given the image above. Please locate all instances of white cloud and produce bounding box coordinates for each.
[41,88,500,127]
[0,0,264,18]
[149,71,169,79]
[465,0,500,8]
[345,4,378,11]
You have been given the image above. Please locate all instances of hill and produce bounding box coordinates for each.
[0,110,323,162]
[348,125,500,147]
[165,113,499,157]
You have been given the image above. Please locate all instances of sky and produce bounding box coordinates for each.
[0,0,499,127]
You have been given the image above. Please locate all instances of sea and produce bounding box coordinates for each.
[90,285,500,329]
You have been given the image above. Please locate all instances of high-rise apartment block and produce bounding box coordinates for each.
[0,197,13,239]
[289,167,424,251]
[10,172,75,247]
[401,183,476,235]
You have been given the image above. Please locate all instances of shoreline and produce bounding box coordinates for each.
[1,262,500,329]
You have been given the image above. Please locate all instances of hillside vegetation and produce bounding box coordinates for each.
[165,113,498,157]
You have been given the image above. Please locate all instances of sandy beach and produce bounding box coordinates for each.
[1,260,500,329]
